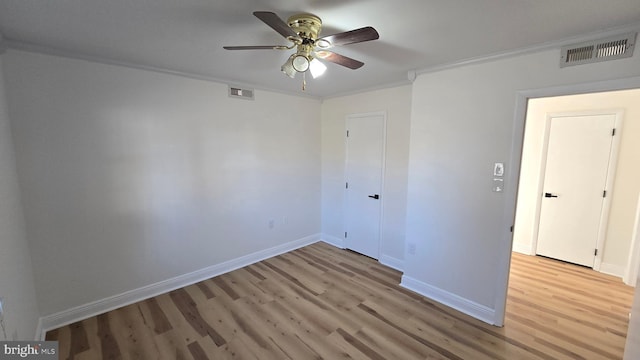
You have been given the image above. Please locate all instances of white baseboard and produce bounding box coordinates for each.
[36,234,321,340]
[511,242,533,255]
[599,262,625,279]
[400,275,496,325]
[320,235,403,272]
[321,233,345,249]
[379,254,404,272]
[35,318,44,341]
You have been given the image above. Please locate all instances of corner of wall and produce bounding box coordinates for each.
[379,254,404,272]
[321,233,345,249]
[37,234,321,334]
[400,275,496,325]
[0,52,41,340]
[511,242,534,255]
[599,262,626,279]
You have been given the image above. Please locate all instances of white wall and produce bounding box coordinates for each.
[513,90,640,278]
[3,50,322,317]
[403,46,640,324]
[321,85,412,269]
[0,53,40,339]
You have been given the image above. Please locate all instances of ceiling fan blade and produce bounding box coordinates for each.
[318,27,379,48]
[223,45,285,50]
[253,11,299,39]
[315,51,364,70]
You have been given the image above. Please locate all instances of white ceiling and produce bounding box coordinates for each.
[1,0,639,98]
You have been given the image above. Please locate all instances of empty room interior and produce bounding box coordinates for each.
[1,1,640,359]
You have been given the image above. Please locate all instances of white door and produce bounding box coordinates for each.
[345,113,385,259]
[536,113,616,267]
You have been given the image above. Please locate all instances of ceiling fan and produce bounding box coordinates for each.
[224,11,379,88]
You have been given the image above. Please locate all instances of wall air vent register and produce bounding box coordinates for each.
[560,32,636,68]
[228,86,255,100]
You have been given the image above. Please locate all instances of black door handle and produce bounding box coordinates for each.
[368,194,380,199]
[544,192,558,198]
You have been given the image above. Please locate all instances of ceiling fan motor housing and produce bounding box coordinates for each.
[287,13,322,41]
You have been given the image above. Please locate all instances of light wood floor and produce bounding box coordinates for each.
[46,242,634,359]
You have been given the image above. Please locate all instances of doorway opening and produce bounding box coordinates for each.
[516,108,623,270]
[513,90,640,277]
[502,86,640,354]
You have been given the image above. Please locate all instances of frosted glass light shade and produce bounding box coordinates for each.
[309,58,327,78]
[292,55,310,72]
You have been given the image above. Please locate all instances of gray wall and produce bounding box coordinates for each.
[0,53,39,339]
[4,50,322,316]
[5,30,640,337]
[403,47,640,324]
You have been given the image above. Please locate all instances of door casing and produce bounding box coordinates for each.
[494,76,640,327]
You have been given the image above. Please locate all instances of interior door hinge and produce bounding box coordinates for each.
[612,128,616,136]
[346,182,349,189]
[595,249,598,256]
[603,190,607,198]
[510,225,514,233]
[344,232,347,238]
[346,130,350,137]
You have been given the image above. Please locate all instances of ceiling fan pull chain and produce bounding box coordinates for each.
[302,71,307,91]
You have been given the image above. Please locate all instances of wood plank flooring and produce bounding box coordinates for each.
[46,242,634,359]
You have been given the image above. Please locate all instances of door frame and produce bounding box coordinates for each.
[493,75,640,327]
[531,110,624,270]
[624,194,640,286]
[343,111,387,259]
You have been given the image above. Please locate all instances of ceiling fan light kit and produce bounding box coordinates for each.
[224,11,379,90]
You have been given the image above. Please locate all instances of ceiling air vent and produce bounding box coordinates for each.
[560,32,636,68]
[228,86,255,100]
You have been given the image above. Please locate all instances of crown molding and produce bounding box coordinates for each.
[321,79,412,100]
[4,20,639,99]
[414,21,640,76]
[3,38,322,100]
